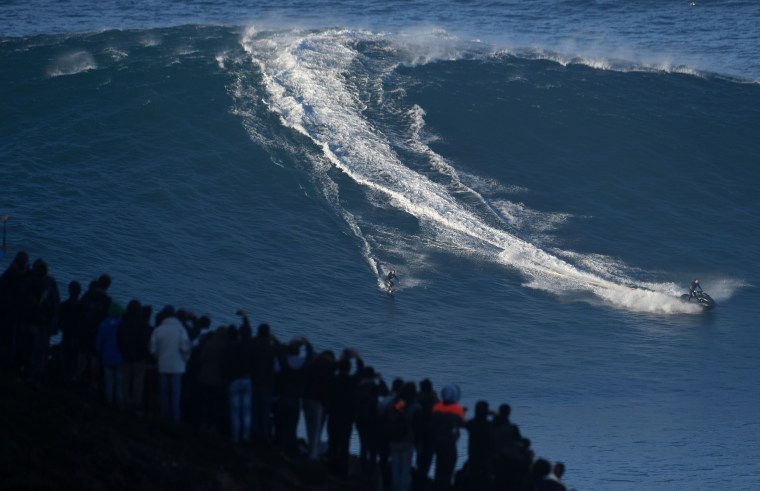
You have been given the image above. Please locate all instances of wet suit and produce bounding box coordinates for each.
[689,280,703,298]
[385,271,398,293]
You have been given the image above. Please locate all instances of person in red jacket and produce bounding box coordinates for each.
[430,384,465,491]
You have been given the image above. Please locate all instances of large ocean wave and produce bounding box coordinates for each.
[227,26,750,314]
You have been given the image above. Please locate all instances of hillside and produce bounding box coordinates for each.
[0,375,364,491]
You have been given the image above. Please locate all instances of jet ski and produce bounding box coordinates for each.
[680,290,716,310]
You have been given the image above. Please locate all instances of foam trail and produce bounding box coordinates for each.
[237,27,699,314]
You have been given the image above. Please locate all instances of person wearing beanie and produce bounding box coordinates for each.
[430,384,466,490]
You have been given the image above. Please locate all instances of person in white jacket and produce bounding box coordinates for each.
[149,308,191,422]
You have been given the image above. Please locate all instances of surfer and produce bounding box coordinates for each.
[689,278,703,298]
[385,270,398,294]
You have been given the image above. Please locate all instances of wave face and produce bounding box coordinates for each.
[2,11,760,491]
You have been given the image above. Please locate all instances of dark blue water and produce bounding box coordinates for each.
[2,2,760,489]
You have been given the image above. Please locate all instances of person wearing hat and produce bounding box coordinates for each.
[430,384,466,491]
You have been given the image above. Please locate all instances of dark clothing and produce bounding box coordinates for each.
[274,344,314,453]
[490,418,529,491]
[414,388,439,487]
[536,478,567,491]
[57,296,81,378]
[58,297,80,340]
[20,272,60,384]
[117,313,151,363]
[0,264,26,370]
[78,288,111,355]
[464,416,492,490]
[430,402,466,491]
[250,334,279,442]
[250,335,278,388]
[327,357,365,476]
[354,375,389,478]
[690,280,703,296]
[222,335,254,383]
[385,271,397,291]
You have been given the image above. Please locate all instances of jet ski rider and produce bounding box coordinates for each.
[689,278,703,298]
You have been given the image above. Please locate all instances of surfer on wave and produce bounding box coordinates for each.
[385,270,398,294]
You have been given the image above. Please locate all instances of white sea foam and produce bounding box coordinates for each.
[46,50,97,77]
[234,27,728,314]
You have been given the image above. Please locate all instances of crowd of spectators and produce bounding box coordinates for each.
[0,250,572,491]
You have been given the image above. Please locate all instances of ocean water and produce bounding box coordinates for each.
[2,1,760,489]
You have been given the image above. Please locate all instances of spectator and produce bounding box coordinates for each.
[354,366,388,481]
[78,275,112,391]
[250,323,279,444]
[462,400,493,490]
[303,349,335,461]
[223,312,254,443]
[0,251,29,373]
[430,384,465,491]
[58,280,81,380]
[20,258,59,387]
[413,378,439,489]
[149,305,191,422]
[327,349,364,476]
[96,301,124,404]
[117,299,152,411]
[387,381,420,491]
[274,336,314,454]
[197,325,230,432]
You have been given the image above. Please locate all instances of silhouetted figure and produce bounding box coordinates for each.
[413,378,439,490]
[198,325,230,432]
[117,299,151,410]
[0,251,29,372]
[96,302,124,404]
[430,384,465,491]
[274,336,314,453]
[78,275,112,390]
[20,258,59,386]
[250,323,279,444]
[354,366,389,481]
[548,461,567,491]
[191,315,212,348]
[532,458,567,491]
[304,350,336,461]
[327,349,364,476]
[491,404,530,491]
[462,400,493,490]
[377,378,404,490]
[149,306,191,422]
[387,381,420,491]
[223,311,254,443]
[58,280,81,380]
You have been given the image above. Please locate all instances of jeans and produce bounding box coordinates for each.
[303,398,326,460]
[390,441,414,491]
[229,378,252,442]
[251,385,274,443]
[122,361,145,407]
[103,365,123,404]
[159,372,183,422]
